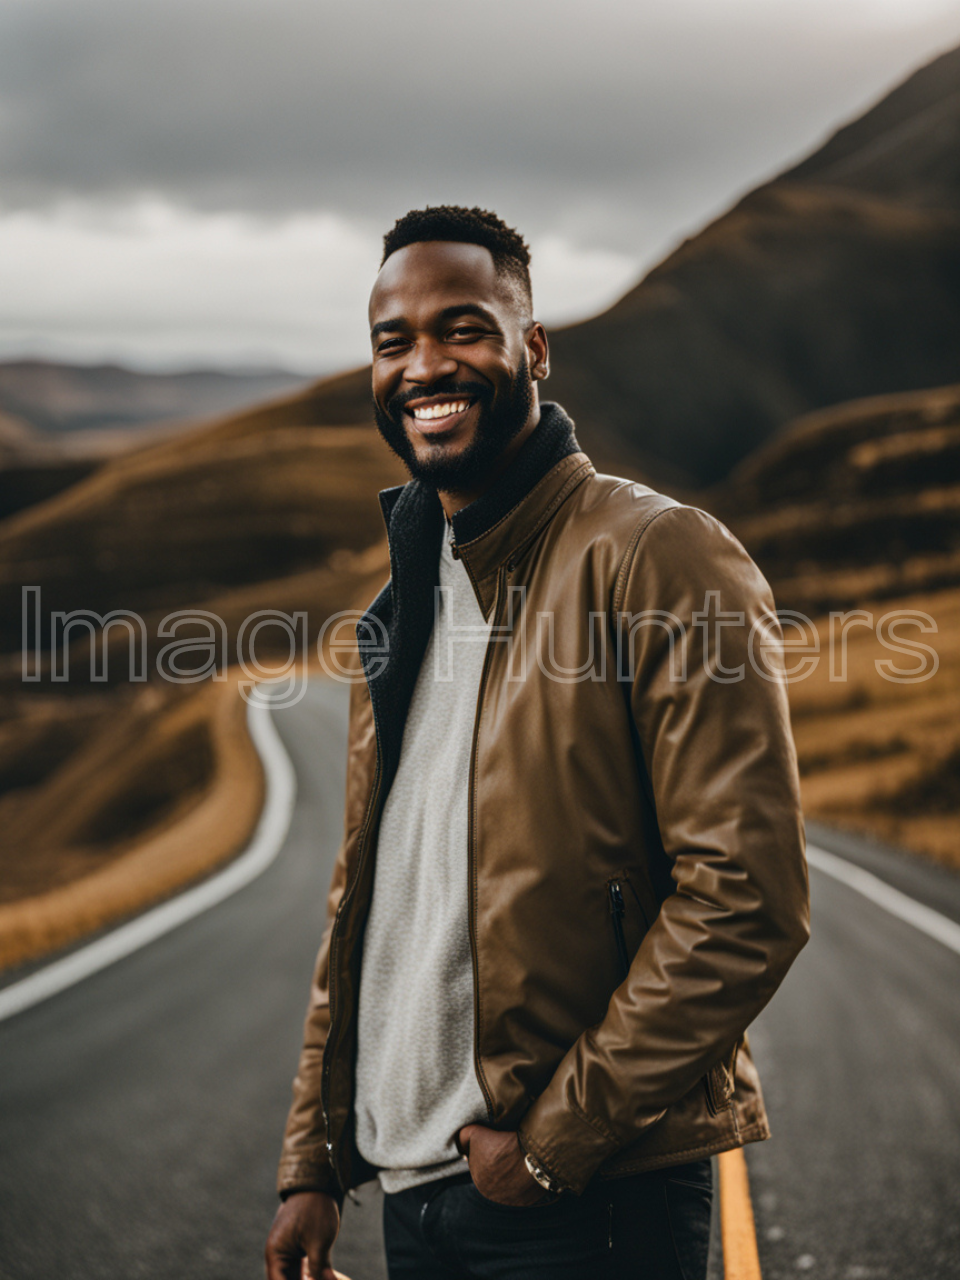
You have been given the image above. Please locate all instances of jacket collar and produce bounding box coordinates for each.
[378,401,592,611]
[453,446,593,614]
[359,402,591,786]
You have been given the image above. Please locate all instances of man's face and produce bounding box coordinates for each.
[368,240,547,493]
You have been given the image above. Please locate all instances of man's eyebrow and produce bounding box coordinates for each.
[370,316,406,341]
[370,304,500,341]
[435,303,500,327]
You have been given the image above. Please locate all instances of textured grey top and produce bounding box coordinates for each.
[353,528,490,1193]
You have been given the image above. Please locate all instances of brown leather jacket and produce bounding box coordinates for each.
[277,403,809,1198]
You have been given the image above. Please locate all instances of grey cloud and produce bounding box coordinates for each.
[2,0,959,252]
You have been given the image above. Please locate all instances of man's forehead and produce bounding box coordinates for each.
[369,240,505,322]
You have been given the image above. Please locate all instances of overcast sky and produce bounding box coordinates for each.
[1,0,959,373]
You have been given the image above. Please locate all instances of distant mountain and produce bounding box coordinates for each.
[273,43,960,488]
[0,360,319,521]
[0,360,311,436]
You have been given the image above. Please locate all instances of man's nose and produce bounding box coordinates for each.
[404,337,458,386]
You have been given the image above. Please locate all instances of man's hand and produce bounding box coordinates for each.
[264,1191,348,1280]
[458,1124,547,1207]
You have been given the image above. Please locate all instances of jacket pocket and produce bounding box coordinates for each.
[703,1043,739,1116]
[607,871,649,981]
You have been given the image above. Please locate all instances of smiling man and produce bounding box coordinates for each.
[265,206,809,1280]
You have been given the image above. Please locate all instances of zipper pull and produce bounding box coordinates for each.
[609,880,625,919]
[609,880,630,980]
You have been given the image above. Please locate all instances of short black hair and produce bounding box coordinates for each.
[381,205,533,314]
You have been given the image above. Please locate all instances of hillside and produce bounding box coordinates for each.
[784,41,960,206]
[686,382,960,870]
[715,382,960,613]
[785,584,960,871]
[0,407,402,660]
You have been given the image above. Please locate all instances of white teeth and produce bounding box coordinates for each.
[413,400,468,421]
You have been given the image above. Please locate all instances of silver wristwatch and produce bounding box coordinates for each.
[523,1152,566,1195]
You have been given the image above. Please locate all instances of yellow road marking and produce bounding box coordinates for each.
[718,1147,763,1280]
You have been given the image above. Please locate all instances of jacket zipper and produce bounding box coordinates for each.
[322,554,508,1171]
[320,710,385,1187]
[608,880,630,981]
[465,561,508,1120]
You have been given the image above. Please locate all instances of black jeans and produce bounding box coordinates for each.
[382,1159,713,1280]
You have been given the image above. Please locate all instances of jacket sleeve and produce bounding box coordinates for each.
[275,671,372,1199]
[518,504,810,1193]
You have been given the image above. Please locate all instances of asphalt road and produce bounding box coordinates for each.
[1,683,958,1279]
[746,822,960,1280]
[0,679,387,1280]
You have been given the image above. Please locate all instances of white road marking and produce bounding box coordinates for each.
[0,694,296,1023]
[807,844,960,958]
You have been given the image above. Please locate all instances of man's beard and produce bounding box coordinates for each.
[373,355,533,493]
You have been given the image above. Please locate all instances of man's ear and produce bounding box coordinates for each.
[527,322,550,382]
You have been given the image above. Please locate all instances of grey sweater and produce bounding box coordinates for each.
[353,529,490,1193]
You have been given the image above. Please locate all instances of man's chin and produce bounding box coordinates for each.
[396,433,483,491]
[406,459,482,493]
[409,439,470,473]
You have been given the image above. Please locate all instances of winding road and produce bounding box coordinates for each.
[0,682,958,1279]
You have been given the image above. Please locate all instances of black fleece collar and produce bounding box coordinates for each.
[358,401,581,786]
[375,401,581,544]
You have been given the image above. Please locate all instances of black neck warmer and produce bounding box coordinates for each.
[359,401,581,791]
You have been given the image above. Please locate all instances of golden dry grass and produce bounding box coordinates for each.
[789,585,960,868]
[0,550,389,974]
[0,672,264,971]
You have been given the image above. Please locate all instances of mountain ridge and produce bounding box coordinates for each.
[0,359,311,436]
[780,43,960,205]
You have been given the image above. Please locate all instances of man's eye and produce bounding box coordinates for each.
[449,326,482,339]
[376,338,407,353]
